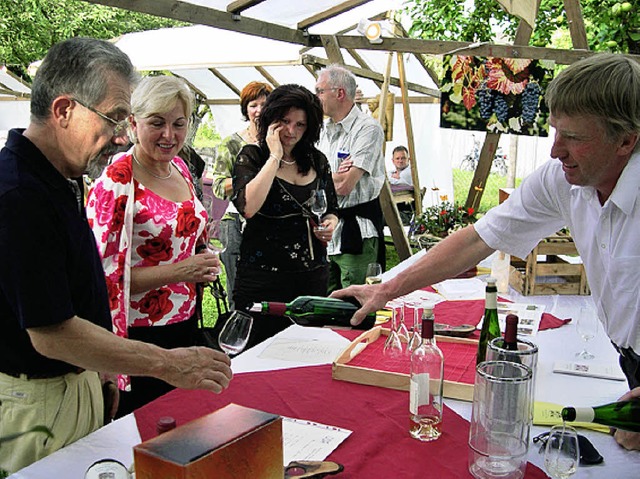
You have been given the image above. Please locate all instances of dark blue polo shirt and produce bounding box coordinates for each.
[0,129,112,376]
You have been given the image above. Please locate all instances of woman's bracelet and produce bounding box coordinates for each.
[268,153,282,165]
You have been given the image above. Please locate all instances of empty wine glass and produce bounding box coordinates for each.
[407,301,423,352]
[395,301,410,344]
[207,219,226,256]
[575,306,598,360]
[365,262,382,285]
[218,310,254,356]
[311,189,328,231]
[383,301,403,358]
[544,425,579,479]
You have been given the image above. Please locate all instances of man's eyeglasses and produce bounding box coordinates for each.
[315,87,338,95]
[71,97,129,137]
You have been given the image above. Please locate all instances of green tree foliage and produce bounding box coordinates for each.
[0,0,186,78]
[405,0,638,54]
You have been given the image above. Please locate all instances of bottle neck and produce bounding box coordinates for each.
[485,287,497,309]
[504,314,518,348]
[250,301,287,316]
[421,317,434,340]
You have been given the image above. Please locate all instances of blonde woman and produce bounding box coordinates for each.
[87,76,224,416]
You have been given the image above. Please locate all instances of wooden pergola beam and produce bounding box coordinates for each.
[303,53,440,97]
[254,66,280,87]
[208,68,241,97]
[297,0,372,31]
[227,0,266,14]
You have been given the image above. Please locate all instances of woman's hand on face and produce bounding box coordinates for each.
[179,251,220,283]
[266,121,284,161]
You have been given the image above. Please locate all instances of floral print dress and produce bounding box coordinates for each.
[86,153,207,390]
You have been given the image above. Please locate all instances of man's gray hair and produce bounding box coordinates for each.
[319,64,357,101]
[30,37,138,122]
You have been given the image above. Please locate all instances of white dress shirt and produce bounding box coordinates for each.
[475,151,640,351]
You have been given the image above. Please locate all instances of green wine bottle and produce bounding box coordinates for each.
[249,295,376,330]
[476,277,500,365]
[561,399,640,432]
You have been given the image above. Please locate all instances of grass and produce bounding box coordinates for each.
[203,170,519,327]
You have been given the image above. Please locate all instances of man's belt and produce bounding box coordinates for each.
[0,367,85,380]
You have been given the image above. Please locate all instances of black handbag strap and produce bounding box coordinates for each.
[197,278,229,330]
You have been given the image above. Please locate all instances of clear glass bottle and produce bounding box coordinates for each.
[409,306,444,441]
[476,278,500,365]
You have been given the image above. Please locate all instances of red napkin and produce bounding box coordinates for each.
[133,365,547,478]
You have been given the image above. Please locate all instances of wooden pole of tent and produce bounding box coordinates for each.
[396,52,422,213]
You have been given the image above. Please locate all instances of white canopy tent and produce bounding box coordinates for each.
[112,22,455,203]
[0,66,31,132]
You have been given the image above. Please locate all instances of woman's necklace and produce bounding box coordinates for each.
[132,150,173,180]
[281,156,296,165]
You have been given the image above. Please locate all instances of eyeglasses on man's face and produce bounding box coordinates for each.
[315,87,338,95]
[71,97,129,137]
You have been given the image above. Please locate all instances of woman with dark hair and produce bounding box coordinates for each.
[232,84,339,346]
[212,81,273,308]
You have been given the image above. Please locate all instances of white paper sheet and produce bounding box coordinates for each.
[282,418,351,465]
[258,338,347,364]
[433,277,486,300]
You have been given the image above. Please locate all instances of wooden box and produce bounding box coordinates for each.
[332,327,476,401]
[134,403,283,479]
[509,234,590,296]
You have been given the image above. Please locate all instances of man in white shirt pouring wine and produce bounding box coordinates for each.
[332,53,640,451]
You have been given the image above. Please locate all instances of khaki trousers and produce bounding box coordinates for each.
[0,370,103,474]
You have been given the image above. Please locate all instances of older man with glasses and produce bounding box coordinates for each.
[0,37,232,474]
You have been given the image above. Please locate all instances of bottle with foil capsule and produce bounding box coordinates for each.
[476,278,500,365]
[561,400,640,432]
[409,305,444,441]
[501,314,519,351]
[249,295,375,329]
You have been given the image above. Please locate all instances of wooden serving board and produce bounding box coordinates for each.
[332,326,477,401]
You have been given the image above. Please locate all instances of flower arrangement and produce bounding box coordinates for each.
[410,199,477,241]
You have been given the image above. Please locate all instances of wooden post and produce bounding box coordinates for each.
[378,53,412,261]
[396,52,422,213]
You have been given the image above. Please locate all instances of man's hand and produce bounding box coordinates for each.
[331,283,389,326]
[614,387,640,450]
[336,157,353,174]
[161,347,232,393]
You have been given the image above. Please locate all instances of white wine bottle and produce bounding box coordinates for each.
[562,399,640,432]
[409,306,444,441]
[249,295,376,329]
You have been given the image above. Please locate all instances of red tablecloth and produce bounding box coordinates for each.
[398,287,571,341]
[134,365,547,478]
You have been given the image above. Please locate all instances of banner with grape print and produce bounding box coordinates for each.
[440,55,554,136]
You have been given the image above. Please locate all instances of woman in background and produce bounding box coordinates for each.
[212,81,273,309]
[87,76,223,416]
[232,84,339,347]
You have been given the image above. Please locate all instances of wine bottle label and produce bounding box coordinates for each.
[410,373,430,413]
[573,407,596,423]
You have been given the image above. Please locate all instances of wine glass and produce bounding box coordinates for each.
[575,306,598,360]
[407,301,423,352]
[207,219,226,256]
[383,301,403,357]
[365,262,382,285]
[395,301,410,344]
[218,310,254,356]
[311,189,328,231]
[544,425,580,479]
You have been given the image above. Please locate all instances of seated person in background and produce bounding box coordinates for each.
[389,145,414,224]
[389,145,413,190]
